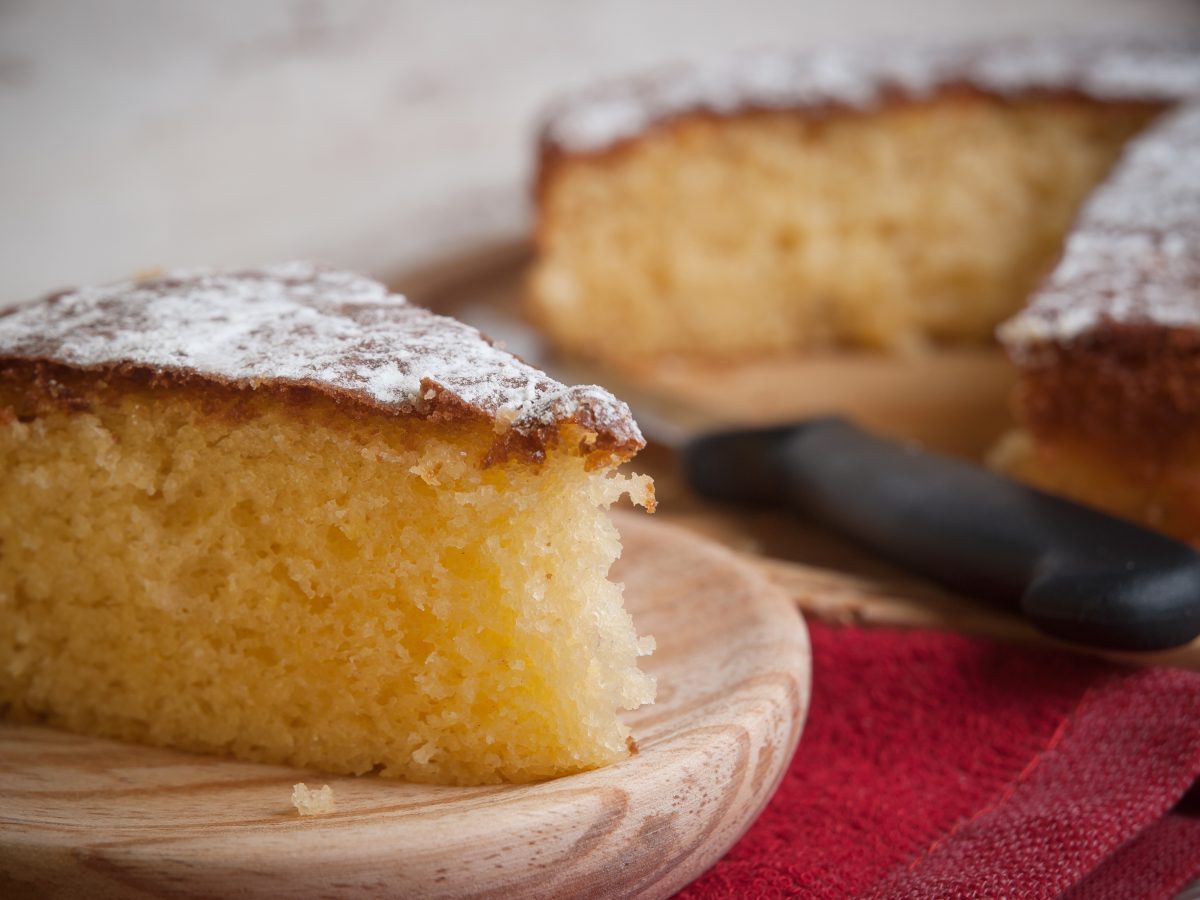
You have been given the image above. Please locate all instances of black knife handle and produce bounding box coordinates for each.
[683,417,1200,651]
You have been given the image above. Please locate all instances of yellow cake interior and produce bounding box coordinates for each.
[531,96,1159,364]
[0,376,655,785]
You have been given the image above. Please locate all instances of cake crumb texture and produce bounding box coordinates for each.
[292,783,335,816]
[531,97,1158,363]
[0,367,655,785]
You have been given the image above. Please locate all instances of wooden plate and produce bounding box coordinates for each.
[0,513,810,899]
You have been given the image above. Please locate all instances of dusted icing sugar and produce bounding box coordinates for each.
[999,102,1200,352]
[542,38,1200,155]
[0,263,642,446]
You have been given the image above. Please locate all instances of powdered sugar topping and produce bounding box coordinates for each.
[542,37,1200,154]
[0,263,642,447]
[999,101,1200,352]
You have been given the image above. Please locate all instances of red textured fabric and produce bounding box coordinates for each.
[681,620,1200,899]
[1066,809,1200,900]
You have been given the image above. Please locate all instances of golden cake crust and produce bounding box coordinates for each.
[537,37,1199,165]
[0,263,644,466]
[536,89,1166,204]
[1011,324,1200,453]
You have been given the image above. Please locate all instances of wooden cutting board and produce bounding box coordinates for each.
[0,513,810,900]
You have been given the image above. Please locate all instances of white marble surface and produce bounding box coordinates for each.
[2,0,1198,305]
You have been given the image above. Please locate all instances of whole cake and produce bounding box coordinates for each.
[0,262,656,785]
[530,37,1200,543]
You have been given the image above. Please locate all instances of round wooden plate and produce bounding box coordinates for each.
[0,513,810,899]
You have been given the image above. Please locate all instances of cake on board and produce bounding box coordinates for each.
[530,37,1200,543]
[0,262,656,785]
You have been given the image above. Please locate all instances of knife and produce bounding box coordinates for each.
[454,300,1200,652]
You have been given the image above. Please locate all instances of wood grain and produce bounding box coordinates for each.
[0,513,811,900]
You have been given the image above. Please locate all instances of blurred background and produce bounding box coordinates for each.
[2,0,1198,305]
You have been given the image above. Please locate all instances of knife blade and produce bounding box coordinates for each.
[455,299,1200,652]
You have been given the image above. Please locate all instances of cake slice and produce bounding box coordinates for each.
[0,263,656,785]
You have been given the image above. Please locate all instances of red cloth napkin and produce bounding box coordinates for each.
[682,620,1200,899]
